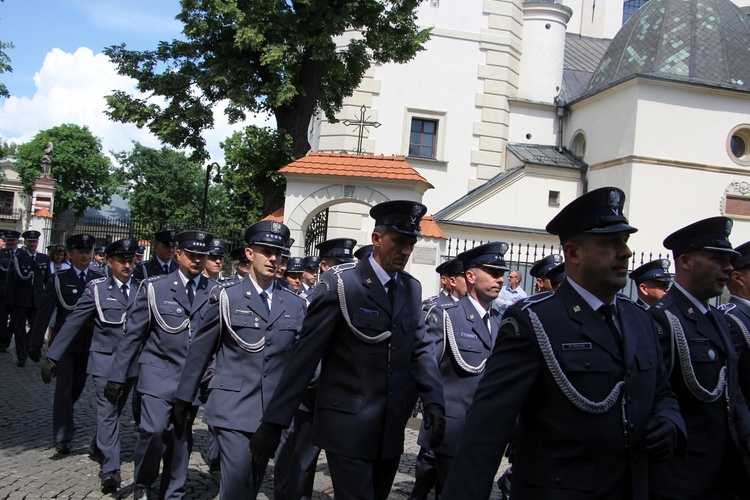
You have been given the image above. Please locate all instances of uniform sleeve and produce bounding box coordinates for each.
[409,309,445,408]
[442,304,543,499]
[262,273,340,428]
[28,277,58,349]
[174,293,222,403]
[649,307,673,374]
[45,285,97,362]
[108,280,151,384]
[4,254,16,307]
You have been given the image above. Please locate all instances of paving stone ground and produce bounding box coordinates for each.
[0,341,507,499]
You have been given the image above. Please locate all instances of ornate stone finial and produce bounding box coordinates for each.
[40,141,53,177]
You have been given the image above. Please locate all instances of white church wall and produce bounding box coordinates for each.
[508,101,558,144]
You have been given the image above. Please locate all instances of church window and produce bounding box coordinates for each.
[409,119,438,159]
[548,191,560,207]
[622,0,649,25]
[570,131,586,159]
[728,125,750,166]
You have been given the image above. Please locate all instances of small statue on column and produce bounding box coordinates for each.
[41,142,53,177]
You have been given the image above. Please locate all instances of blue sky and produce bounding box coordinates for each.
[0,0,268,161]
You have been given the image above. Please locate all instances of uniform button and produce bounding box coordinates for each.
[555,478,561,485]
[629,424,635,430]
[627,397,632,403]
[263,372,267,378]
[333,402,339,408]
[626,370,631,377]
[584,362,591,369]
[264,356,270,362]
[243,321,247,325]
[220,382,224,387]
[267,342,272,346]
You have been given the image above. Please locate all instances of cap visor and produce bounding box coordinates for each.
[703,246,741,257]
[585,223,638,234]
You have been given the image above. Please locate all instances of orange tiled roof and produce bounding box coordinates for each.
[279,152,432,187]
[262,206,284,222]
[420,215,447,240]
[138,239,151,247]
[34,208,53,219]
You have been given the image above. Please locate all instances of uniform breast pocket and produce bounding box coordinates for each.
[688,343,722,364]
[230,312,261,329]
[208,375,243,392]
[558,349,612,373]
[456,335,482,353]
[351,311,387,334]
[275,318,298,350]
[399,315,420,333]
[317,391,364,415]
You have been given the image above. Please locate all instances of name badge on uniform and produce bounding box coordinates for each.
[690,338,709,344]
[562,342,592,350]
[106,297,118,301]
[163,300,178,305]
[358,308,379,316]
[460,332,478,339]
[234,310,251,315]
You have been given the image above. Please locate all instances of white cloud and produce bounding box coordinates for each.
[0,46,273,165]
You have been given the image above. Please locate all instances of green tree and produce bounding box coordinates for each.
[15,124,118,216]
[0,0,13,98]
[220,126,293,223]
[1,139,17,158]
[116,142,205,229]
[104,0,429,213]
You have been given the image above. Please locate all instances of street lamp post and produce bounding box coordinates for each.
[201,162,222,230]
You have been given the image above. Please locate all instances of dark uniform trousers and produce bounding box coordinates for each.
[108,272,212,498]
[175,277,306,499]
[0,248,14,349]
[261,258,445,500]
[130,258,177,427]
[29,267,103,445]
[441,281,685,499]
[413,296,497,498]
[650,288,750,498]
[411,292,460,500]
[46,275,140,474]
[5,250,51,362]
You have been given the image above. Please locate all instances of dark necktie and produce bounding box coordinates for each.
[163,263,170,274]
[386,278,396,307]
[483,312,491,336]
[705,310,720,331]
[186,279,195,306]
[121,283,129,301]
[259,291,270,314]
[598,304,623,353]
[79,271,86,284]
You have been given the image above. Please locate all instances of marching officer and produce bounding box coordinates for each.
[650,217,750,498]
[5,230,52,367]
[529,254,565,293]
[721,241,750,407]
[629,259,672,309]
[412,243,506,499]
[132,230,178,280]
[300,255,320,294]
[251,200,446,500]
[204,238,226,281]
[89,247,108,276]
[354,244,374,261]
[28,234,103,455]
[40,238,140,492]
[284,256,305,293]
[0,229,20,353]
[442,187,685,499]
[174,221,306,499]
[134,245,146,267]
[230,246,250,279]
[105,230,215,499]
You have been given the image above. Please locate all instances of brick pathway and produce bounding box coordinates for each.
[0,342,506,499]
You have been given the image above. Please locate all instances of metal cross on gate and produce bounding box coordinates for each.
[342,105,381,155]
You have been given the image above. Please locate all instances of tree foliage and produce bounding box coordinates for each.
[104,0,430,214]
[0,0,12,98]
[15,124,118,216]
[116,142,206,229]
[220,126,293,223]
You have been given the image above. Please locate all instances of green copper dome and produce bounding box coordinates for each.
[586,0,750,95]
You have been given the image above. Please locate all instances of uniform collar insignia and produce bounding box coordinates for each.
[573,305,581,313]
[687,307,694,314]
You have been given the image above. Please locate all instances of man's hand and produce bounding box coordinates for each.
[172,399,194,439]
[104,381,124,406]
[250,422,284,466]
[40,358,56,383]
[423,403,446,449]
[28,347,42,363]
[645,416,678,462]
[199,368,214,390]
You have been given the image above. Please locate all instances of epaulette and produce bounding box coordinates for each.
[718,302,737,313]
[651,294,673,311]
[422,295,440,308]
[616,292,635,304]
[331,262,357,275]
[519,291,554,311]
[90,276,108,285]
[146,274,167,283]
[278,285,304,298]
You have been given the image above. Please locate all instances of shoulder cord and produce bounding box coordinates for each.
[727,313,750,351]
[444,311,487,375]
[54,274,77,311]
[425,303,446,361]
[0,252,9,272]
[92,284,126,325]
[665,309,726,403]
[147,281,190,334]
[528,309,624,414]
[13,254,33,282]
[336,274,391,344]
[219,287,265,353]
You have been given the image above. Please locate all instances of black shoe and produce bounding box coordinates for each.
[100,471,120,492]
[55,441,70,454]
[208,458,221,473]
[88,449,103,464]
[16,359,25,367]
[133,486,151,499]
